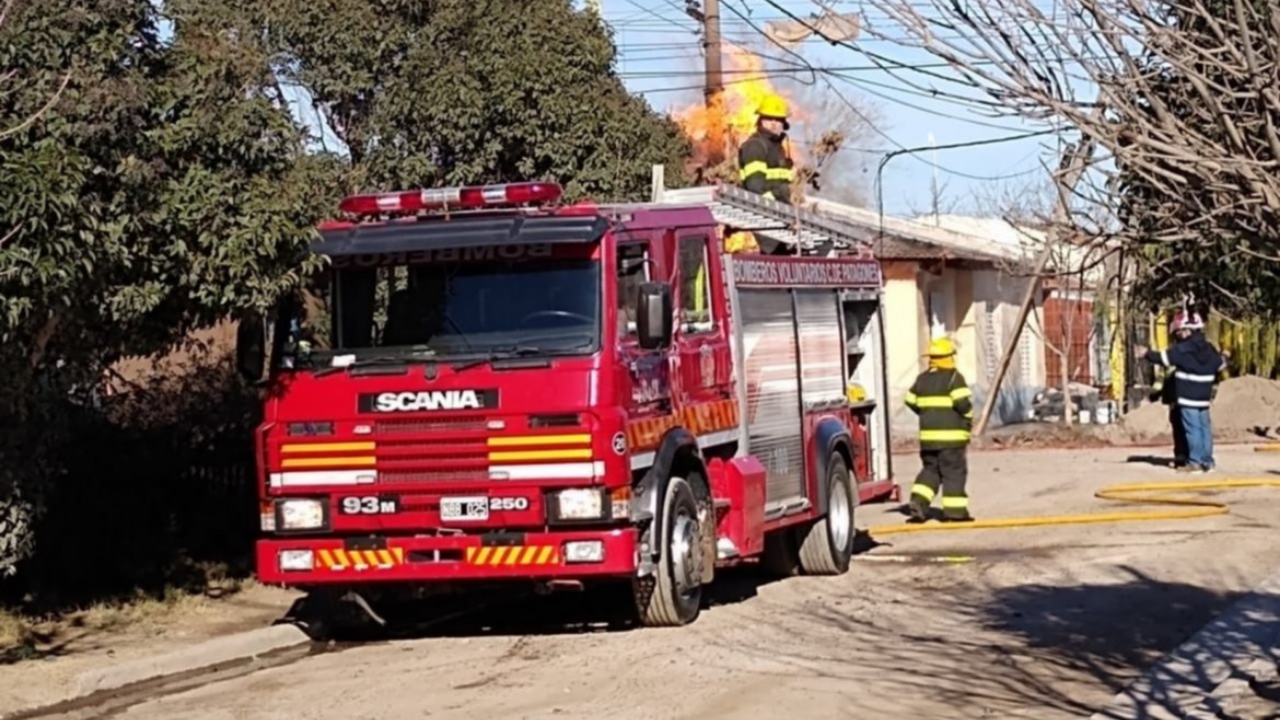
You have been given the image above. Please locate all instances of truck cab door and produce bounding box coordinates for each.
[673,231,733,427]
[616,237,672,442]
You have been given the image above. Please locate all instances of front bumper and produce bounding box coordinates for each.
[256,528,639,585]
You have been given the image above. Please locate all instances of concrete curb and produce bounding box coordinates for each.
[74,623,311,697]
[1090,568,1280,720]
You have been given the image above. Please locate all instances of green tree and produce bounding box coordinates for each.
[0,0,340,574]
[243,0,690,200]
[0,0,694,581]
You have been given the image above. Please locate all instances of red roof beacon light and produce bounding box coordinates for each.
[338,181,563,216]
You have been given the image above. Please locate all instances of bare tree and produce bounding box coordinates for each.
[838,0,1280,309]
[777,79,886,207]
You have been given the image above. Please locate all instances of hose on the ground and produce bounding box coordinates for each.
[864,478,1280,537]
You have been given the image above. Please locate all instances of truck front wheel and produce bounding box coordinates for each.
[798,453,855,575]
[633,476,704,627]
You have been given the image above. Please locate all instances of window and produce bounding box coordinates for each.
[318,254,601,357]
[679,236,713,333]
[616,243,650,338]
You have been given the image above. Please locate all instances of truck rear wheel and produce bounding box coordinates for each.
[798,453,855,575]
[633,476,703,627]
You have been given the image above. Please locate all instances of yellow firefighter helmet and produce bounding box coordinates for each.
[926,337,957,358]
[757,94,789,120]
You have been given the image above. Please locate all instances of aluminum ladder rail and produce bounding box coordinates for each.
[657,184,878,255]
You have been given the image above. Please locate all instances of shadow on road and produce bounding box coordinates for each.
[704,565,1275,718]
[277,553,1280,718]
[284,565,798,643]
[287,527,903,644]
[1125,454,1177,468]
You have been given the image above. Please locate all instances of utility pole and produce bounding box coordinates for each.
[702,0,723,108]
[687,0,725,162]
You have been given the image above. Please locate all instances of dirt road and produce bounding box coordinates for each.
[73,447,1280,718]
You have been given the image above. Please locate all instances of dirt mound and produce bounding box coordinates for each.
[1121,375,1280,440]
[1121,400,1173,438]
[1214,375,1280,435]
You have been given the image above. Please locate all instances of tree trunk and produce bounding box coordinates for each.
[1060,349,1074,426]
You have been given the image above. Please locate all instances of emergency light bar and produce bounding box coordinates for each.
[338,181,563,216]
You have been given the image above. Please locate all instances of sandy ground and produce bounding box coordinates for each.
[0,584,299,714]
[7,444,1280,719]
[40,444,1269,720]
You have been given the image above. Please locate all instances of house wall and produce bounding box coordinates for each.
[970,270,1048,425]
[881,260,986,434]
[881,261,926,433]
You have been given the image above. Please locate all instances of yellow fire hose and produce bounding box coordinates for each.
[864,478,1280,537]
[854,477,1280,564]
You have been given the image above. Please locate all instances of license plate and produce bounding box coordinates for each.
[440,496,489,522]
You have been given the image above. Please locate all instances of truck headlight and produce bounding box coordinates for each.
[277,499,326,530]
[550,488,606,521]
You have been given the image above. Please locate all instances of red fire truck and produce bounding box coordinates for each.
[237,180,897,628]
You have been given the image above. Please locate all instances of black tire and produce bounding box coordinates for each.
[633,477,704,627]
[798,453,855,575]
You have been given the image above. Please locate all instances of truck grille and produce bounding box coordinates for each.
[375,416,489,434]
[297,416,595,486]
[380,469,489,484]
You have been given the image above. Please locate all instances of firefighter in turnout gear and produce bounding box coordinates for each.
[904,338,975,523]
[737,94,795,204]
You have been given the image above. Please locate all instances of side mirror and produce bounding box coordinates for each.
[235,313,267,383]
[636,282,673,350]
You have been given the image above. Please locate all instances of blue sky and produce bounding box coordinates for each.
[598,0,1061,217]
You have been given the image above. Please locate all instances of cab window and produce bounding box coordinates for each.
[616,242,650,339]
[678,236,713,333]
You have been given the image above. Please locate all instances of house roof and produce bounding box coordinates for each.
[651,183,1038,267]
[806,197,1023,264]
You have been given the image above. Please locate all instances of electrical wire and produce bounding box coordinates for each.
[756,0,1012,96]
[712,0,1062,180]
[821,70,1045,133]
[612,0,1055,186]
[612,0,700,35]
[714,0,820,85]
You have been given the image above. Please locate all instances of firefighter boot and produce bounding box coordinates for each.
[906,495,930,523]
[940,498,974,523]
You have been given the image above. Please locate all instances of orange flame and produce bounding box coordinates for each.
[672,46,802,169]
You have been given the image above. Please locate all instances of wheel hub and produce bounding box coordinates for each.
[829,476,852,552]
[669,512,702,595]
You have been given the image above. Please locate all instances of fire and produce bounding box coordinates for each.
[673,46,802,170]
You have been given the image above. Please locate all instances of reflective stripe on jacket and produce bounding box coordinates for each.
[738,131,794,204]
[904,368,974,449]
[1144,331,1223,408]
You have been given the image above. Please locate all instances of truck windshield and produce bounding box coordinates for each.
[295,254,601,359]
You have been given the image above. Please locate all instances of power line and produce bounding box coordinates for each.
[614,0,1054,186]
[612,0,699,34]
[754,0,1002,94]
[716,0,818,85]
[820,71,1039,133]
[722,1,1055,181]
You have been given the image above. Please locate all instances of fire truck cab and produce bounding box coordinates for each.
[238,180,896,629]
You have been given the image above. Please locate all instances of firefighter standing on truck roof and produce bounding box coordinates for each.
[904,338,976,524]
[738,94,795,204]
